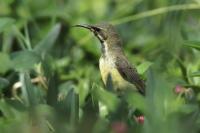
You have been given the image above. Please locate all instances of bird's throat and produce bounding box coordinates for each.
[101,41,122,58]
[101,41,112,58]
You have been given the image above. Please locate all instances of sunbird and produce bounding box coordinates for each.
[74,23,145,95]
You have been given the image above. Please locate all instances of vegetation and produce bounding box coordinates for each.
[0,0,200,133]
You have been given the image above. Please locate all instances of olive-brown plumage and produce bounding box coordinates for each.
[74,23,145,95]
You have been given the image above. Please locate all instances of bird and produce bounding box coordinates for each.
[74,23,145,95]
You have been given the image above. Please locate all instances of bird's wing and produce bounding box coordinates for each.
[115,56,145,95]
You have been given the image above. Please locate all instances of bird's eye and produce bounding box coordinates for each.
[91,26,103,32]
[94,27,101,32]
[91,26,107,41]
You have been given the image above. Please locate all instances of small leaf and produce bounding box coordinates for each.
[197,93,200,101]
[11,50,41,71]
[6,99,26,112]
[190,71,200,77]
[0,99,25,119]
[69,89,79,126]
[47,74,59,107]
[78,80,90,107]
[91,84,119,112]
[34,23,61,55]
[0,77,9,92]
[0,52,12,74]
[35,104,54,116]
[0,99,16,118]
[179,104,198,114]
[137,61,152,74]
[0,18,15,33]
[184,41,200,51]
[58,81,75,102]
[125,91,146,113]
[176,58,189,83]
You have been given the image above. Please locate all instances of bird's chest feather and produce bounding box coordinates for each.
[99,56,131,90]
[99,56,116,83]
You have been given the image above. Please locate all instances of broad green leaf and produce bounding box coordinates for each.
[137,61,152,74]
[184,41,200,51]
[145,69,184,116]
[0,18,15,33]
[0,52,12,74]
[19,72,38,107]
[34,23,61,54]
[11,50,41,71]
[91,84,119,112]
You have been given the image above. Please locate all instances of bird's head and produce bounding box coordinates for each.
[74,23,122,53]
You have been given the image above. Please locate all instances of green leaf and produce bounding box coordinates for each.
[11,50,41,71]
[197,93,200,101]
[137,61,152,74]
[0,99,16,118]
[19,72,38,107]
[176,58,189,83]
[69,89,79,126]
[34,23,61,55]
[57,86,79,124]
[78,80,90,107]
[179,104,198,114]
[0,99,25,119]
[58,81,75,102]
[6,99,26,112]
[0,52,12,74]
[184,41,200,51]
[0,77,9,92]
[91,84,119,112]
[35,104,54,116]
[46,74,58,107]
[125,91,146,113]
[190,71,200,77]
[0,18,15,33]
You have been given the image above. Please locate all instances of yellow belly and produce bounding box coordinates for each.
[99,57,136,91]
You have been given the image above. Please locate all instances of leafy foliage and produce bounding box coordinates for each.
[0,0,200,133]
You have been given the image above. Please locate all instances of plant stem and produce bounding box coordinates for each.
[112,4,200,25]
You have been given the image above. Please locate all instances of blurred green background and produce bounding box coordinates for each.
[0,0,200,133]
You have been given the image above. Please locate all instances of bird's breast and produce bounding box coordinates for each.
[99,56,134,91]
[99,56,115,84]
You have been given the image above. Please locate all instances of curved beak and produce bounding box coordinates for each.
[73,24,105,43]
[73,24,93,31]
